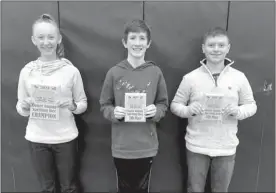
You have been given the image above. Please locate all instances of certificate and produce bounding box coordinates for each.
[30,84,59,121]
[201,93,224,122]
[124,93,146,122]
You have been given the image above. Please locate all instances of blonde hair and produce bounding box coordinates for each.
[32,14,64,58]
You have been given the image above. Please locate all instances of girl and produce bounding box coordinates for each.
[16,14,87,193]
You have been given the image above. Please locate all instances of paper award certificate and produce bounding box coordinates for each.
[201,93,224,122]
[124,93,146,122]
[30,84,59,121]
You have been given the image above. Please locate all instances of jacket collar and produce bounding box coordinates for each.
[200,58,234,76]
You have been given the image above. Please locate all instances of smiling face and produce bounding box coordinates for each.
[202,35,230,65]
[122,31,151,60]
[32,22,61,59]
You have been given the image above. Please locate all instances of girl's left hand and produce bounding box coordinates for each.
[56,100,77,111]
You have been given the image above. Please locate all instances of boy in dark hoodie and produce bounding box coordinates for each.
[100,19,168,193]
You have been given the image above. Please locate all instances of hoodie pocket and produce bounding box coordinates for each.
[112,123,158,151]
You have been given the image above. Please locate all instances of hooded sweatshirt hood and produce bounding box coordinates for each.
[116,59,156,70]
[25,58,73,76]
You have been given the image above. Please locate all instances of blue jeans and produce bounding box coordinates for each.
[29,139,79,193]
[186,149,235,193]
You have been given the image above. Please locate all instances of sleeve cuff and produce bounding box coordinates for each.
[71,101,87,114]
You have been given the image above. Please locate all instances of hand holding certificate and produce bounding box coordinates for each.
[223,104,239,117]
[21,97,35,111]
[56,99,77,111]
[145,104,157,118]
[114,106,126,120]
[188,102,204,116]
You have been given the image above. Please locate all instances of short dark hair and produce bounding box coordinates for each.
[123,19,151,44]
[203,27,230,44]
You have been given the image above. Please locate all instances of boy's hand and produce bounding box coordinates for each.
[145,104,157,118]
[188,102,204,116]
[114,106,126,120]
[223,104,239,117]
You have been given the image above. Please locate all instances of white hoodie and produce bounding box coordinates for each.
[16,58,87,144]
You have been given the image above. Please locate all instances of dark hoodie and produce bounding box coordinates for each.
[100,59,168,159]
